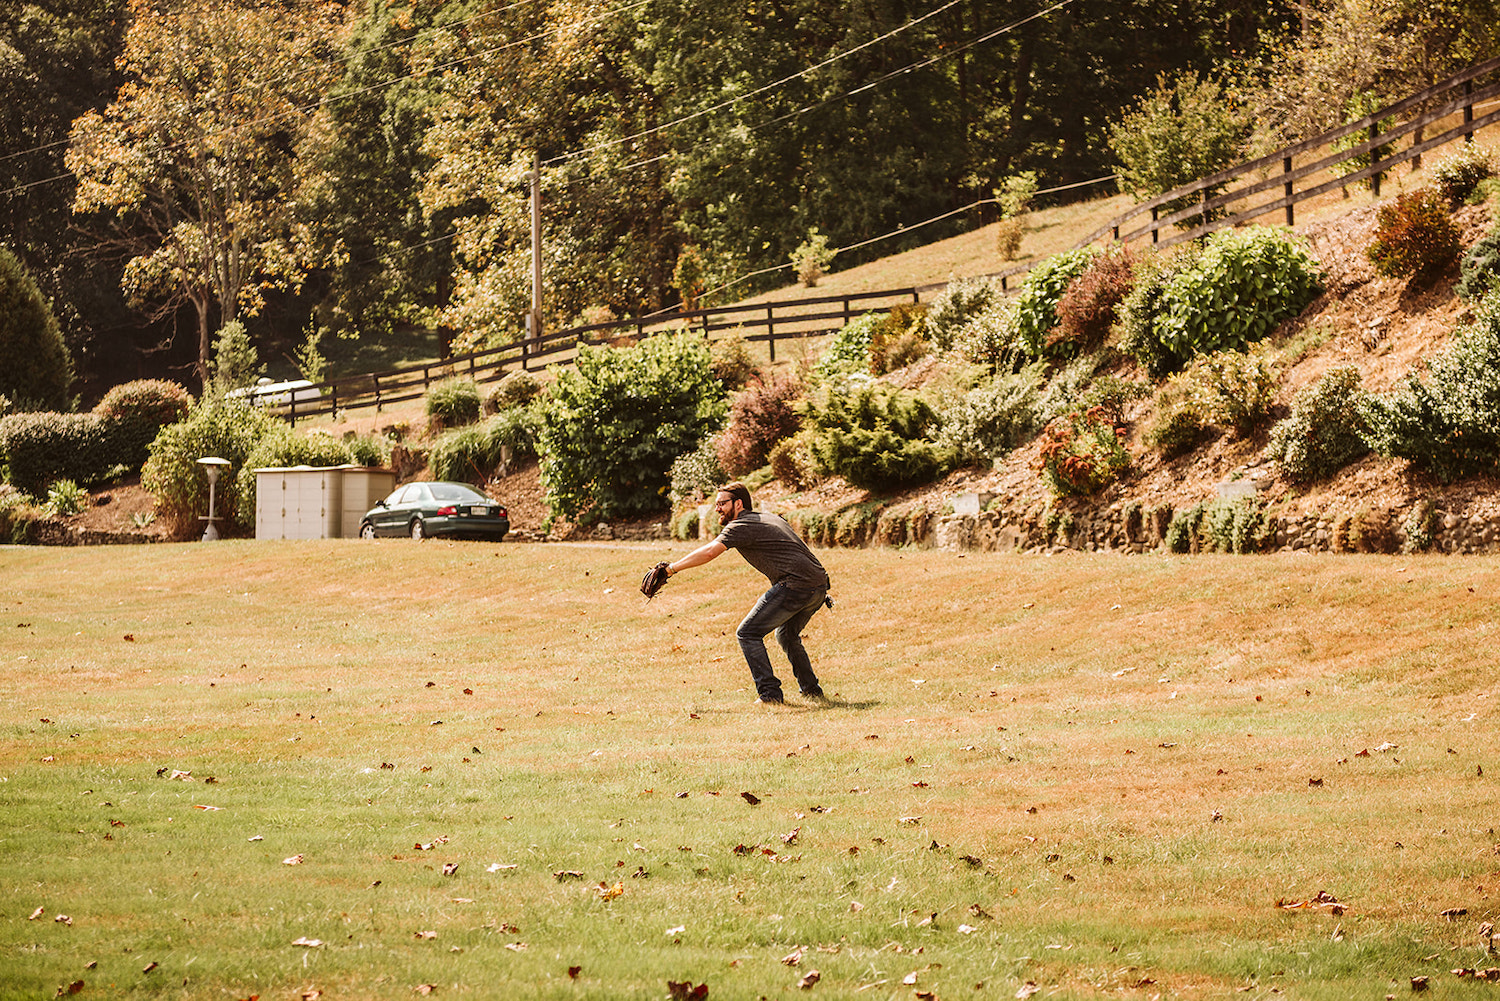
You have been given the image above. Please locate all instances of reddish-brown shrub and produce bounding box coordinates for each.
[715,374,804,476]
[1050,246,1138,355]
[1367,188,1460,281]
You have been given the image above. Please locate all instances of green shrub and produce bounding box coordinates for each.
[1456,225,1500,302]
[0,486,41,544]
[483,370,542,413]
[669,435,725,506]
[207,320,263,398]
[716,374,804,477]
[1367,188,1460,281]
[1265,366,1371,483]
[803,383,951,492]
[344,433,392,468]
[926,277,1007,351]
[1203,496,1269,553]
[93,379,193,426]
[0,246,72,411]
[140,400,277,537]
[537,332,727,523]
[936,363,1044,464]
[816,314,879,377]
[1181,347,1279,439]
[1010,247,1098,360]
[1146,400,1210,460]
[1034,355,1104,426]
[1429,143,1492,207]
[1052,246,1138,355]
[0,412,114,494]
[44,479,88,517]
[1033,404,1130,497]
[1120,227,1322,376]
[710,334,758,389]
[426,378,482,431]
[790,228,836,287]
[953,301,1023,372]
[429,406,542,482]
[670,505,701,541]
[1359,300,1500,482]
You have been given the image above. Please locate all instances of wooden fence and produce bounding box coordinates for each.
[277,57,1500,424]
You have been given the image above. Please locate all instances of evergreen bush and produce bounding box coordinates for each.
[803,383,951,492]
[1359,299,1500,482]
[926,277,1007,352]
[1456,225,1500,302]
[0,246,72,411]
[710,334,758,389]
[1265,366,1371,483]
[669,435,725,506]
[537,332,726,523]
[936,363,1044,464]
[0,412,118,494]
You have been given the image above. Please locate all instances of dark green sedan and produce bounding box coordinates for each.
[359,481,510,541]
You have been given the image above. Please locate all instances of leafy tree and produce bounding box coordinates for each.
[65,0,347,386]
[0,246,72,410]
[1108,72,1249,219]
[537,333,727,524]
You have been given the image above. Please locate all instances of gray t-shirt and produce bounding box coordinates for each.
[717,510,830,591]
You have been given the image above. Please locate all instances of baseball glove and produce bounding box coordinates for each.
[640,561,672,599]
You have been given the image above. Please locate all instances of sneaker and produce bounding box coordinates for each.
[800,688,827,701]
[756,695,786,705]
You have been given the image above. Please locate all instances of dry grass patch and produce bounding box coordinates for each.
[3,542,1500,999]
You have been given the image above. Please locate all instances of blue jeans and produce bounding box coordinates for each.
[736,583,826,700]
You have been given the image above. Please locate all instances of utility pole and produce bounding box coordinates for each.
[529,151,543,349]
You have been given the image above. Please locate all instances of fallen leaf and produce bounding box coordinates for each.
[486,863,517,872]
[415,930,437,940]
[28,907,43,921]
[740,792,761,805]
[554,870,585,881]
[142,962,158,974]
[54,914,72,926]
[290,937,323,948]
[168,770,192,781]
[1016,982,1040,999]
[248,835,263,842]
[782,946,805,966]
[782,828,801,845]
[414,985,437,996]
[666,982,708,1001]
[56,981,84,997]
[898,816,922,825]
[597,881,624,901]
[442,862,459,876]
[282,855,304,866]
[902,971,919,985]
[192,804,222,810]
[797,969,821,989]
[567,966,581,978]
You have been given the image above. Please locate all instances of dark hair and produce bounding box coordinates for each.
[718,481,753,511]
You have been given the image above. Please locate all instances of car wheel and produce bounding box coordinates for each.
[409,518,425,541]
[359,521,376,540]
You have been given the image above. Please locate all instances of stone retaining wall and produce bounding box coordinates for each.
[927,498,1500,555]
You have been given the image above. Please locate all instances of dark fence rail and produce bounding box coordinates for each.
[277,58,1500,425]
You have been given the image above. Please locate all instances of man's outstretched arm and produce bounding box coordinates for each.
[668,540,726,575]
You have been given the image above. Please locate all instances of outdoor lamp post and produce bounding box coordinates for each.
[197,457,232,541]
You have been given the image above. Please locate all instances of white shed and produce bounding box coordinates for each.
[255,465,396,540]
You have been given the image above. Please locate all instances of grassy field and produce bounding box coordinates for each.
[4,540,1500,1000]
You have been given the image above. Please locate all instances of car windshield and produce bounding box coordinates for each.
[430,483,486,503]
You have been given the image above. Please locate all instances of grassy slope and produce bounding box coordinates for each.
[4,541,1500,999]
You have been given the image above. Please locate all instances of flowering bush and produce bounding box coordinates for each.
[1034,404,1130,497]
[1366,188,1460,281]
